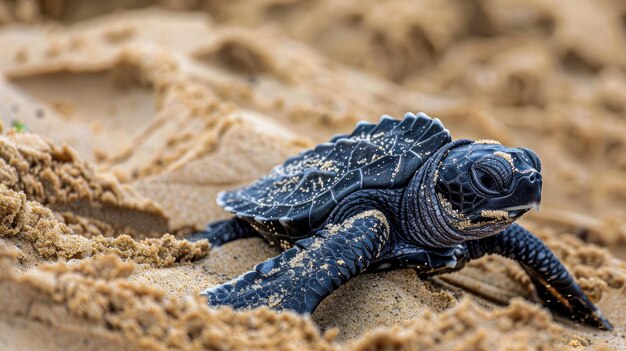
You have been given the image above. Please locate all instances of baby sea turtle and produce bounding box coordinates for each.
[190,112,612,330]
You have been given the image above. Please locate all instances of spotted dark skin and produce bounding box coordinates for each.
[190,113,612,330]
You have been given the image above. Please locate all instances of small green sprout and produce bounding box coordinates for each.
[11,120,28,133]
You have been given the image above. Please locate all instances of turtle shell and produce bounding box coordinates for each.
[218,112,451,244]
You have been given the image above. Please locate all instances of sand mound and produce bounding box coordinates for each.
[0,249,337,351]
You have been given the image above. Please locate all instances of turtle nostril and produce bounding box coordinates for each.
[529,173,536,182]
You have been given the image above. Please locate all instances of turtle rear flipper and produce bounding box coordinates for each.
[467,224,613,330]
[187,218,258,247]
[202,210,390,313]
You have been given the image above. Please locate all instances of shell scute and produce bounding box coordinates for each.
[218,112,451,238]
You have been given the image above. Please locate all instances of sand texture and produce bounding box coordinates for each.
[0,1,625,350]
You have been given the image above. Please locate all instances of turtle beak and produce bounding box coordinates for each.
[515,170,542,209]
[485,170,542,218]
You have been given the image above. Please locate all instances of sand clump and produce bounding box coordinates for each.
[347,298,565,351]
[0,129,169,237]
[0,183,208,268]
[0,130,160,211]
[0,183,90,263]
[91,234,209,268]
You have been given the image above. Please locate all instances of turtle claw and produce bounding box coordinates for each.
[556,292,613,331]
[562,291,613,331]
[594,311,614,331]
[587,306,613,331]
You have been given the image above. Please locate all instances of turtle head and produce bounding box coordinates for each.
[434,140,542,237]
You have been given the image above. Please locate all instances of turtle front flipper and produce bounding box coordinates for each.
[187,218,258,247]
[202,210,390,314]
[467,223,613,330]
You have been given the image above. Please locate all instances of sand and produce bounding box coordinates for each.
[0,1,624,350]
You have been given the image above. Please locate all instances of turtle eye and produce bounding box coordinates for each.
[470,156,512,195]
[479,172,497,190]
[471,168,502,195]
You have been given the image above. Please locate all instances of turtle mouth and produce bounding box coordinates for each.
[502,201,541,218]
[467,200,540,224]
[507,209,529,218]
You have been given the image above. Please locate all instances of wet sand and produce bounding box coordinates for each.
[0,1,625,350]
